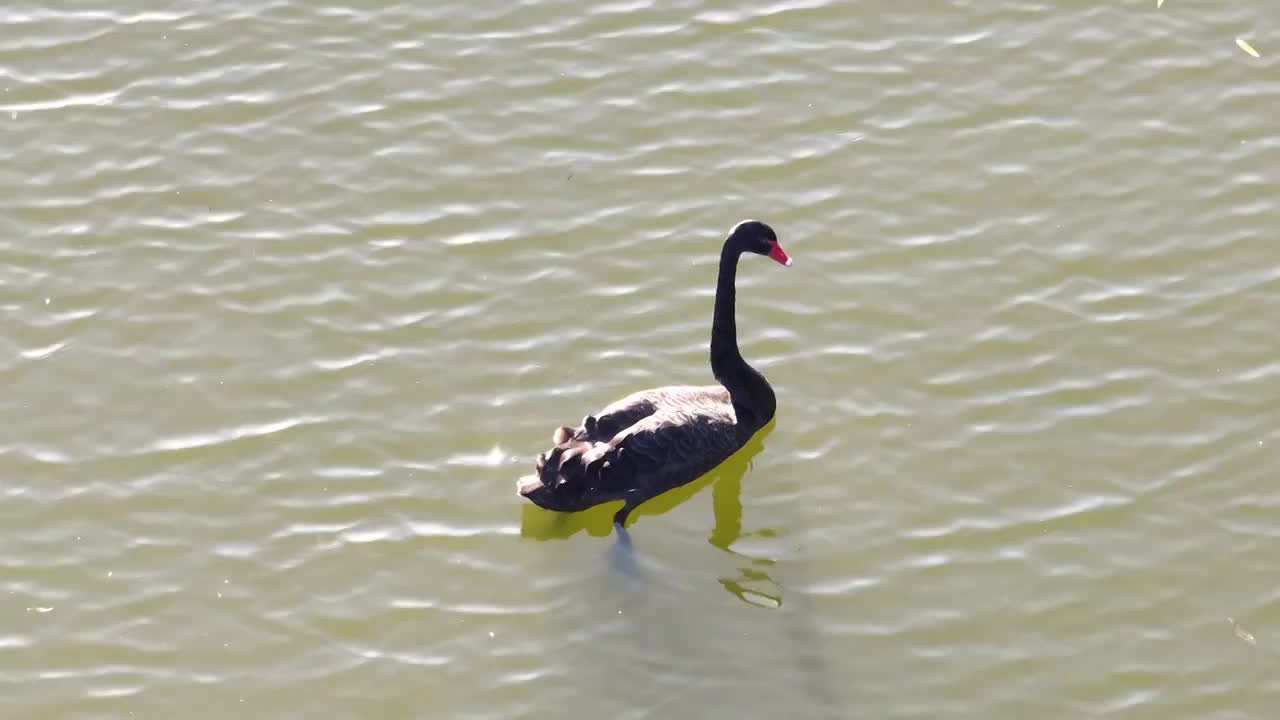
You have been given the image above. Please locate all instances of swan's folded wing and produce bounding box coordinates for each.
[608,407,741,482]
[589,385,729,441]
[585,388,674,442]
[524,389,743,511]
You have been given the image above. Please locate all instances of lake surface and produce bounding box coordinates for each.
[2,2,1277,718]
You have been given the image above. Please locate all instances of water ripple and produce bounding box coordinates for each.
[1,0,1278,718]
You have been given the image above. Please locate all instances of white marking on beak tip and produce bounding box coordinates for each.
[785,257,793,267]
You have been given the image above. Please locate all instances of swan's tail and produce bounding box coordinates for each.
[516,473,544,496]
[521,434,620,498]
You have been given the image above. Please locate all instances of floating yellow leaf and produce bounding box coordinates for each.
[1236,37,1260,58]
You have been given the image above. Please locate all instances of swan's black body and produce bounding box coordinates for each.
[517,221,790,524]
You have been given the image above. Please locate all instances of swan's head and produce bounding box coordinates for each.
[729,219,792,267]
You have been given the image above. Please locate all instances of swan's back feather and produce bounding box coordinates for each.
[520,384,750,513]
[582,385,728,439]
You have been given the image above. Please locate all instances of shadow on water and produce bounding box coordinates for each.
[518,419,848,715]
[519,422,782,605]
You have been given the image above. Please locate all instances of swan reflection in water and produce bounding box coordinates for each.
[519,420,782,609]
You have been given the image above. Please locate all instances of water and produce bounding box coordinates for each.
[3,1,1278,718]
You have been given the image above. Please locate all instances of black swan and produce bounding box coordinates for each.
[516,220,791,525]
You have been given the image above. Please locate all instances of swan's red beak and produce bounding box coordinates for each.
[768,241,792,267]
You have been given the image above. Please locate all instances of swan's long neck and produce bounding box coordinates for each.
[710,243,776,429]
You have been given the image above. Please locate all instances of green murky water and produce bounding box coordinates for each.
[3,2,1277,718]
